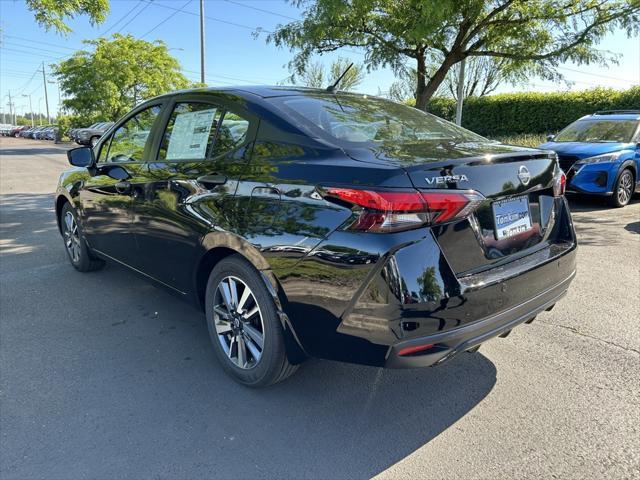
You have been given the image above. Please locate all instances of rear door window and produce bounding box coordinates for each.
[158,102,251,161]
[159,103,222,161]
[210,111,250,158]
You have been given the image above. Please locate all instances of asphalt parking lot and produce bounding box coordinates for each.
[1,136,638,480]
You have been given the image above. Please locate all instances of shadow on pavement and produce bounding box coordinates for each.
[566,195,639,247]
[566,192,639,212]
[0,147,69,156]
[1,192,497,479]
[624,221,639,234]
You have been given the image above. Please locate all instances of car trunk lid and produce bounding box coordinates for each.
[344,141,562,275]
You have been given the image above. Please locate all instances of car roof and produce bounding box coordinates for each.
[579,110,640,121]
[149,85,380,102]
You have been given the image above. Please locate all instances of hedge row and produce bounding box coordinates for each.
[425,87,640,137]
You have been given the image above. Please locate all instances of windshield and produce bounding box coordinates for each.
[554,119,638,143]
[271,94,488,146]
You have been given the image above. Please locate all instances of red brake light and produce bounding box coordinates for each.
[323,188,484,232]
[325,188,426,212]
[421,191,484,224]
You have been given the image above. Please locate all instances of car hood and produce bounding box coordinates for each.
[344,140,540,166]
[537,141,634,159]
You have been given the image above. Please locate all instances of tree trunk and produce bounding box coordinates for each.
[415,54,460,110]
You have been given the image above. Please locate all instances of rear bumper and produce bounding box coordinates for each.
[277,196,577,368]
[385,270,574,368]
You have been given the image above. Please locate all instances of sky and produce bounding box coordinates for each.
[1,0,639,119]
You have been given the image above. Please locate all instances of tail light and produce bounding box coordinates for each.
[553,169,566,196]
[323,187,484,233]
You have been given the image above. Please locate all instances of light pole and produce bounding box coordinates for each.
[22,94,34,127]
[48,80,62,117]
[41,62,50,124]
[200,0,205,85]
[38,98,43,125]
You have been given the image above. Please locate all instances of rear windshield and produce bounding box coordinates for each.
[271,94,487,146]
[554,119,638,143]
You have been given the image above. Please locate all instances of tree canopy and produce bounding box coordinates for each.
[269,0,640,109]
[53,34,189,122]
[292,58,364,90]
[25,0,109,34]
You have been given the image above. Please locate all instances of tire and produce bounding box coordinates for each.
[60,202,104,272]
[204,255,298,387]
[609,168,634,207]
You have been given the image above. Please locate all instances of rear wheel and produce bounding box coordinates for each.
[60,203,104,272]
[609,168,634,207]
[204,255,298,387]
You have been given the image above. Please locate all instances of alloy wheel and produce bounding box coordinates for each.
[63,211,81,263]
[212,276,265,369]
[617,171,633,206]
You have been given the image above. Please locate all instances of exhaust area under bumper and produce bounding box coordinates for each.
[384,271,575,368]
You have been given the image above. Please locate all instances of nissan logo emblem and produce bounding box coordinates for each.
[517,165,531,186]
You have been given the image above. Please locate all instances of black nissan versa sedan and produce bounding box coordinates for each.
[55,86,577,386]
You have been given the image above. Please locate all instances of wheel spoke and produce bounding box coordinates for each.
[218,282,234,311]
[64,213,73,231]
[243,323,264,349]
[228,335,237,359]
[244,334,262,360]
[243,305,259,321]
[227,278,239,308]
[236,285,251,313]
[214,319,233,335]
[213,304,231,319]
[237,335,247,367]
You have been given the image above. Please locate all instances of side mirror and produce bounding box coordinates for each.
[67,146,95,168]
[546,134,555,142]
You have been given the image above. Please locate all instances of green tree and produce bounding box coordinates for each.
[292,58,364,91]
[269,0,640,110]
[53,34,190,121]
[387,57,522,102]
[25,0,109,34]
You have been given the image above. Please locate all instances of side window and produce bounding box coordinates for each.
[103,105,162,163]
[210,111,250,158]
[159,103,222,161]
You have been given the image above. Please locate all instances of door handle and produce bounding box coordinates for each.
[115,181,131,194]
[197,174,227,188]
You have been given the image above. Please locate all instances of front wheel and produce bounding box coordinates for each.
[204,255,298,387]
[609,168,634,207]
[60,203,104,272]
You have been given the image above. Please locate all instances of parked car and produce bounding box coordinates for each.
[0,124,14,135]
[33,126,51,140]
[19,126,38,138]
[75,122,114,146]
[18,127,31,138]
[10,125,29,137]
[43,126,59,141]
[538,110,640,207]
[56,87,577,387]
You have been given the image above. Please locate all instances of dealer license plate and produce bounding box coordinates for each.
[492,196,533,240]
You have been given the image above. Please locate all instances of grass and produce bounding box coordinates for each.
[493,133,548,148]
